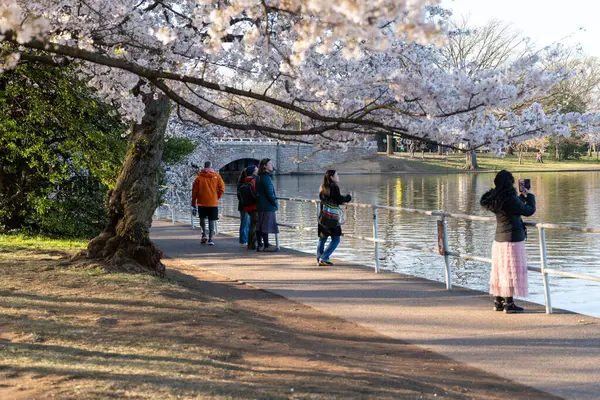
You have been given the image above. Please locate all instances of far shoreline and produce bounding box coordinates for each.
[289,168,600,176]
[310,153,600,176]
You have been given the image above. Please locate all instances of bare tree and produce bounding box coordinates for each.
[440,18,528,169]
[441,18,528,75]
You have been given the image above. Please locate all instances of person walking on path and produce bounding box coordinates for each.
[255,158,279,252]
[191,161,225,246]
[317,170,352,266]
[536,151,544,163]
[480,170,536,313]
[238,165,259,250]
[236,168,251,247]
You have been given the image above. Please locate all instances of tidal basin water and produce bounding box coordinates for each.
[218,171,600,318]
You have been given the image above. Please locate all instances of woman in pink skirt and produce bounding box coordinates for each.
[480,170,536,313]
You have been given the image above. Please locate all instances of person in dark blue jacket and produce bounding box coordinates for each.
[255,158,279,252]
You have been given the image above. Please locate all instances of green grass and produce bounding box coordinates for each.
[0,233,88,252]
[391,152,600,172]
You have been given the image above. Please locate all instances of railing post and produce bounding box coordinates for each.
[275,212,280,250]
[441,216,452,291]
[372,206,380,273]
[538,226,552,314]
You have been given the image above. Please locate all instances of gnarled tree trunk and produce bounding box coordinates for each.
[79,91,171,275]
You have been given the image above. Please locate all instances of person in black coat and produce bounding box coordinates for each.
[480,170,536,313]
[317,170,352,266]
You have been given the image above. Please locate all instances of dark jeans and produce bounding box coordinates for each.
[257,232,271,247]
[248,211,258,248]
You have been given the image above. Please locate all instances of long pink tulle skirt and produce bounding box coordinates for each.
[489,241,529,297]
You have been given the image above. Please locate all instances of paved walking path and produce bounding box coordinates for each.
[151,220,600,399]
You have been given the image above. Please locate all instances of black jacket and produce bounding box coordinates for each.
[318,184,351,238]
[484,193,536,242]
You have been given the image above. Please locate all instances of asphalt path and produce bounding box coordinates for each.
[151,220,600,399]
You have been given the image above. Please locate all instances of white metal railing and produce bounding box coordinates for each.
[156,187,600,314]
[212,138,280,143]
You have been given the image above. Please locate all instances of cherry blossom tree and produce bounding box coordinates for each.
[0,0,590,273]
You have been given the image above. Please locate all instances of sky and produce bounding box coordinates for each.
[441,0,600,58]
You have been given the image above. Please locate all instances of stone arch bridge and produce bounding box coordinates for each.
[208,139,377,174]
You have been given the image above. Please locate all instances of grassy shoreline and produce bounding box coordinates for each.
[325,153,600,175]
[389,152,600,173]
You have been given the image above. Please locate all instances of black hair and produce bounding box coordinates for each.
[237,169,247,185]
[480,170,517,213]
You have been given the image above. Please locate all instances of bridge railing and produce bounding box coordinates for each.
[156,187,600,314]
[212,138,280,143]
[211,137,377,147]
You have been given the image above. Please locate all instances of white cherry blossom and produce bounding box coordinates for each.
[0,0,596,155]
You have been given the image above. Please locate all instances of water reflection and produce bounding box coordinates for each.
[219,172,600,317]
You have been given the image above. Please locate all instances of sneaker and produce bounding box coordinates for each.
[201,236,208,244]
[319,260,334,266]
[247,244,256,250]
[316,257,320,266]
[240,243,248,248]
[263,246,278,252]
[256,244,264,252]
[208,239,215,246]
[503,302,524,314]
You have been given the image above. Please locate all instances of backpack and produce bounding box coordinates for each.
[238,179,257,206]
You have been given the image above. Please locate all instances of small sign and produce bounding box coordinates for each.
[437,220,445,256]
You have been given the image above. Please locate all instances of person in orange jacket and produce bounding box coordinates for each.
[191,161,225,245]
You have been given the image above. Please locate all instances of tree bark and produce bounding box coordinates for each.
[409,142,416,158]
[465,151,479,170]
[79,91,171,275]
[555,138,560,161]
[386,134,394,155]
[518,149,523,164]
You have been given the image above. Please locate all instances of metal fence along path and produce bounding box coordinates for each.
[156,187,600,315]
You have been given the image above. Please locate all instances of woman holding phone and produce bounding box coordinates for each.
[480,170,536,313]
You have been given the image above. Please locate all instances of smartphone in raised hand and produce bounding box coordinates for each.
[518,178,531,193]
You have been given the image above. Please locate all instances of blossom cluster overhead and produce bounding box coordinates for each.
[1,0,597,153]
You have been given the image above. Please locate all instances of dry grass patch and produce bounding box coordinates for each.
[0,241,558,399]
